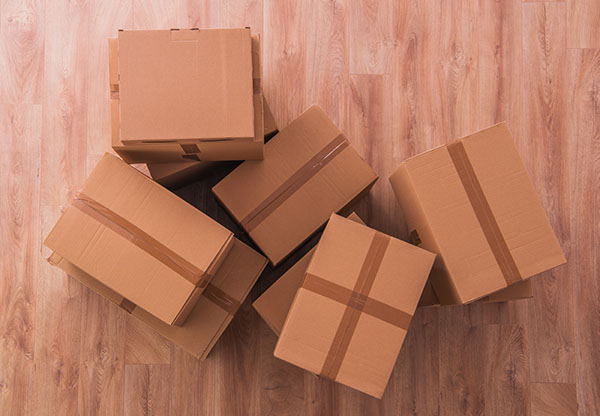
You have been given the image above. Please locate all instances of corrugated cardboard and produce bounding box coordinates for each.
[253,212,365,336]
[47,238,267,359]
[44,153,234,326]
[212,105,379,265]
[274,214,435,399]
[389,123,566,305]
[110,30,264,163]
[418,278,533,307]
[146,97,279,188]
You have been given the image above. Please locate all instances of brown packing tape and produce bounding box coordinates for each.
[446,141,522,286]
[241,134,350,231]
[253,78,261,94]
[117,283,241,317]
[72,193,211,288]
[310,233,410,381]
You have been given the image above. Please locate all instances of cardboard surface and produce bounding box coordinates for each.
[147,96,278,188]
[212,105,378,265]
[274,214,435,398]
[44,153,234,326]
[253,212,365,336]
[48,238,267,360]
[119,28,253,143]
[110,31,264,163]
[389,123,566,304]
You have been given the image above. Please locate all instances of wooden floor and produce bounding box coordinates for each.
[0,0,598,415]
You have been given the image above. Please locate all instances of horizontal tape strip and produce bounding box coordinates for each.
[73,193,211,288]
[241,134,349,231]
[447,141,522,286]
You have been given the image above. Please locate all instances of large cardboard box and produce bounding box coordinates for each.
[212,105,378,265]
[253,212,365,336]
[110,29,264,163]
[274,214,435,398]
[48,238,267,359]
[146,98,279,188]
[44,153,234,326]
[389,123,566,304]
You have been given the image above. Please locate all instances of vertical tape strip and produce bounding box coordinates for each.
[240,134,349,231]
[447,141,522,286]
[72,193,211,288]
[319,233,391,380]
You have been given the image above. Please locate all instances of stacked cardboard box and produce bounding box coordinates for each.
[43,27,567,399]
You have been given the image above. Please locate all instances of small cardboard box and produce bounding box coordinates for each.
[110,29,264,163]
[48,238,267,359]
[212,105,378,265]
[253,212,365,336]
[146,97,279,188]
[389,123,566,304]
[274,214,435,398]
[44,153,234,326]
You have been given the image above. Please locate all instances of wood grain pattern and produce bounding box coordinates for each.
[567,0,600,48]
[567,48,600,416]
[531,382,577,416]
[522,2,576,385]
[1,0,598,414]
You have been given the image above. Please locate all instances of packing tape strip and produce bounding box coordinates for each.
[240,134,349,232]
[306,232,410,381]
[446,141,522,286]
[72,193,212,288]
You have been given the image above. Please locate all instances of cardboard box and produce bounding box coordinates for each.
[47,238,267,359]
[389,123,566,304]
[212,105,378,265]
[253,212,365,336]
[44,153,234,326]
[274,214,435,398]
[146,97,279,188]
[110,29,264,163]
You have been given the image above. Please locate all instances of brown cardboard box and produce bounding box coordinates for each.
[389,122,566,305]
[146,97,279,188]
[274,214,435,398]
[253,212,365,336]
[110,29,264,163]
[44,153,234,326]
[212,105,378,265]
[47,238,267,359]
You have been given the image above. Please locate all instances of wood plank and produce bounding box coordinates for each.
[531,382,577,416]
[348,0,394,74]
[566,48,600,416]
[304,0,348,127]
[263,0,307,126]
[522,2,576,384]
[567,0,600,48]
[124,365,171,416]
[131,0,188,29]
[0,0,44,104]
[0,103,41,416]
[77,293,127,415]
[439,309,530,415]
